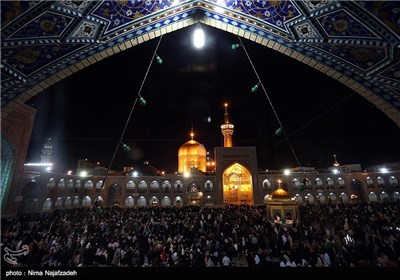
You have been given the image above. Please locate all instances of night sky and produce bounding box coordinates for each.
[26,24,400,173]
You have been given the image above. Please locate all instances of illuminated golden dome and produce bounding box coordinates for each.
[270,186,291,200]
[178,139,206,173]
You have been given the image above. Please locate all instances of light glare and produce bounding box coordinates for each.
[193,27,205,49]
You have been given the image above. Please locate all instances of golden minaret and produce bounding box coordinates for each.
[220,103,234,147]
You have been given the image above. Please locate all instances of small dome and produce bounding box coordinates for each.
[270,187,291,199]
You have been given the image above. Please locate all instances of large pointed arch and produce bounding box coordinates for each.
[1,1,399,126]
[222,162,253,205]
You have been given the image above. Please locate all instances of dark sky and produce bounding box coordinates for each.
[26,24,400,173]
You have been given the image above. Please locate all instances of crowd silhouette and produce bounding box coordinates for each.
[1,201,399,268]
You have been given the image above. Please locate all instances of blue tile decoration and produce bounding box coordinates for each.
[0,0,399,117]
[380,62,400,84]
[301,0,332,12]
[8,11,74,39]
[359,1,400,35]
[317,10,379,38]
[2,43,86,77]
[69,20,101,42]
[221,0,302,33]
[1,1,40,29]
[311,43,387,72]
[91,0,176,34]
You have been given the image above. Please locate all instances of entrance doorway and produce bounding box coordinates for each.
[223,163,253,205]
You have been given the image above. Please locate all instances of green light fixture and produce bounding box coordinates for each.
[156,54,163,65]
[231,43,240,50]
[139,97,146,106]
[251,83,259,93]
[122,143,131,152]
[275,127,282,136]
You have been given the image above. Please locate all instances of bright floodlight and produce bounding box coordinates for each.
[79,170,88,177]
[332,168,339,174]
[380,167,388,173]
[193,26,205,49]
[283,169,291,176]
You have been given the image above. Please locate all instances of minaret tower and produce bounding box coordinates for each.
[40,138,53,163]
[220,103,234,147]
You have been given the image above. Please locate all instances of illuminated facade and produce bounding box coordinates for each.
[3,103,400,215]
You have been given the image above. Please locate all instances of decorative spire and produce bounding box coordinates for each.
[221,102,234,147]
[190,123,194,140]
[333,154,340,167]
[224,103,230,124]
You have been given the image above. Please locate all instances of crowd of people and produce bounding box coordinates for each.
[1,201,399,268]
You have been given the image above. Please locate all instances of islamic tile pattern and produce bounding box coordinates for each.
[1,43,86,77]
[380,62,400,84]
[222,0,302,32]
[358,1,400,35]
[91,0,178,34]
[294,21,320,39]
[0,0,399,121]
[317,10,379,38]
[301,0,332,12]
[8,11,74,39]
[1,1,41,29]
[70,20,101,40]
[311,43,388,72]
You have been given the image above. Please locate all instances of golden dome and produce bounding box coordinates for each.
[179,140,206,155]
[178,140,206,173]
[270,186,291,200]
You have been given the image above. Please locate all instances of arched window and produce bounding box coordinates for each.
[149,196,158,207]
[377,177,385,188]
[125,196,134,207]
[263,194,270,201]
[173,196,183,207]
[85,180,93,189]
[82,196,91,207]
[393,192,400,201]
[96,196,104,203]
[366,177,374,188]
[58,179,65,190]
[204,195,214,205]
[294,194,303,203]
[292,179,301,189]
[138,181,147,193]
[42,198,52,211]
[328,193,337,203]
[262,179,272,191]
[305,193,314,204]
[67,179,74,189]
[389,176,398,188]
[73,196,80,206]
[317,193,325,203]
[137,196,147,207]
[162,181,171,193]
[55,197,63,208]
[126,180,135,191]
[326,178,334,189]
[161,196,171,206]
[315,178,323,189]
[47,178,56,189]
[174,180,183,192]
[75,180,81,190]
[340,193,348,203]
[369,192,378,202]
[205,180,213,192]
[337,177,345,189]
[150,181,159,192]
[380,191,389,202]
[96,180,104,190]
[65,196,72,207]
[303,178,312,190]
